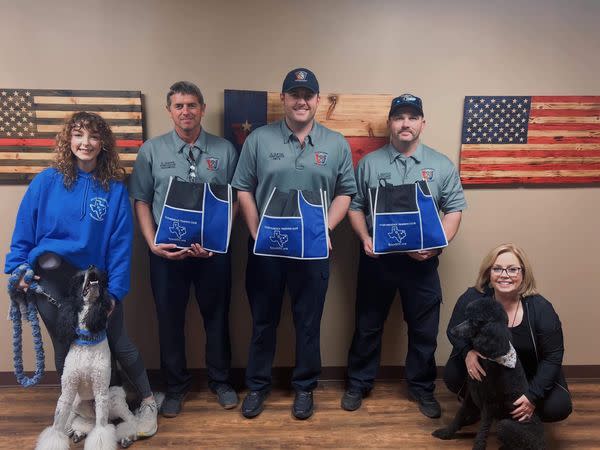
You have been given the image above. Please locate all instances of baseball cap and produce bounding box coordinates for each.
[282,68,319,94]
[388,94,424,117]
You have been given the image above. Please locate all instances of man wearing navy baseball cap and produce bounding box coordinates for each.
[233,68,356,420]
[341,93,466,418]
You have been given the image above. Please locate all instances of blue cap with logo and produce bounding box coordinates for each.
[282,68,320,94]
[388,93,424,117]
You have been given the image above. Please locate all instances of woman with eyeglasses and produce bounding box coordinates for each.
[443,243,572,423]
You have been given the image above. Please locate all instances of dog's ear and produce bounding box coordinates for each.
[68,271,86,301]
[450,319,473,340]
[55,272,86,343]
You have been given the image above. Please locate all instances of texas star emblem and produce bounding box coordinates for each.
[269,230,289,249]
[388,225,407,244]
[89,197,108,222]
[169,220,187,240]
[206,157,220,171]
[314,151,328,166]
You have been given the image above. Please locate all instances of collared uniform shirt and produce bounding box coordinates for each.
[129,129,238,224]
[232,120,356,215]
[350,143,466,231]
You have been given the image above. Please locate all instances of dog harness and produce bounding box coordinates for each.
[155,177,233,253]
[7,263,46,387]
[368,180,447,254]
[254,188,329,260]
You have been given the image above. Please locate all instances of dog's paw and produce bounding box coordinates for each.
[119,437,134,448]
[432,427,455,440]
[72,431,87,443]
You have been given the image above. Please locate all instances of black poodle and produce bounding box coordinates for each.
[432,297,545,450]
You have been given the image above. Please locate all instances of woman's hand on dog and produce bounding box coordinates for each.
[512,394,536,422]
[465,350,486,381]
[17,274,40,292]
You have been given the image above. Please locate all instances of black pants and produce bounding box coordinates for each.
[346,250,442,396]
[443,350,572,423]
[245,239,330,392]
[36,296,152,399]
[149,250,232,395]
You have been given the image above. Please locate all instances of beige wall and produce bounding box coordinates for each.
[1,0,599,374]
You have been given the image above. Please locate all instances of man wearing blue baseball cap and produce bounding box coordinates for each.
[341,94,466,418]
[233,68,356,419]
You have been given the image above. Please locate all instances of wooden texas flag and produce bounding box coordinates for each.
[224,90,392,166]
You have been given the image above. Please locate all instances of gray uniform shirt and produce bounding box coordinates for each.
[231,120,356,215]
[129,129,239,224]
[350,143,466,230]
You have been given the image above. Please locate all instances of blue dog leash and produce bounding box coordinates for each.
[7,263,49,387]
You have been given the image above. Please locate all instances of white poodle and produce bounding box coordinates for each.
[36,266,116,450]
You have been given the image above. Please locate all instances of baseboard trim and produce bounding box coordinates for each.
[2,365,599,388]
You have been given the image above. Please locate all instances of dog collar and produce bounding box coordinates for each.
[75,328,107,346]
[490,341,517,368]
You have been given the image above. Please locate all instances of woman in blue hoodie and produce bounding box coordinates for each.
[5,112,158,437]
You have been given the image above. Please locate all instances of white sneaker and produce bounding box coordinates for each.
[136,398,158,438]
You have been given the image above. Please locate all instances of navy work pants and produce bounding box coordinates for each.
[149,250,232,395]
[346,249,442,396]
[245,239,330,392]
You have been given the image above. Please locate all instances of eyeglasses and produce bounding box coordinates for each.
[491,266,522,277]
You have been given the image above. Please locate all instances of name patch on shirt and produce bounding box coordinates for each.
[314,151,328,166]
[160,161,176,169]
[421,168,435,181]
[269,152,285,160]
[89,197,108,222]
[206,157,220,171]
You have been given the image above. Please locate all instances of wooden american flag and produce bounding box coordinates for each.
[0,89,143,181]
[460,96,600,185]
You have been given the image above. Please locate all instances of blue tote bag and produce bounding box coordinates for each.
[254,188,329,259]
[154,177,232,253]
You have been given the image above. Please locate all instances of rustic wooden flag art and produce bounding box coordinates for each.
[224,90,391,166]
[0,89,143,181]
[459,96,600,185]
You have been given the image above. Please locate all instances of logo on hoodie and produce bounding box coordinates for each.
[89,197,108,222]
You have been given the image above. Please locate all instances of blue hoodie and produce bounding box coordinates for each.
[5,168,133,301]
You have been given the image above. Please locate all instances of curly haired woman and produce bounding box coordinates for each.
[5,112,158,438]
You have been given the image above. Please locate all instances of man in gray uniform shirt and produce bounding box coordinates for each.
[129,81,239,418]
[341,94,466,418]
[232,68,357,420]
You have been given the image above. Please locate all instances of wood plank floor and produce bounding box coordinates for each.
[0,380,597,449]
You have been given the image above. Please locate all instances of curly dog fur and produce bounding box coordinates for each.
[36,266,116,450]
[432,297,545,450]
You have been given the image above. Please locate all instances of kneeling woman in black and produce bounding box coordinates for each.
[444,243,572,422]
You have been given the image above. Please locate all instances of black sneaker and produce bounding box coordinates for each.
[292,390,314,420]
[211,383,239,409]
[410,391,441,419]
[241,390,269,418]
[161,392,187,418]
[341,389,363,411]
